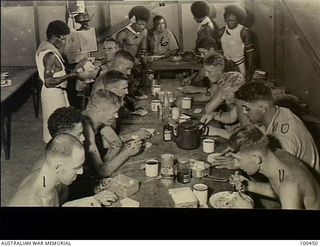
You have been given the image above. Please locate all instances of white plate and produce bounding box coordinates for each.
[209,191,254,209]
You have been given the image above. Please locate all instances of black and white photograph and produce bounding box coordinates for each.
[1,0,320,240]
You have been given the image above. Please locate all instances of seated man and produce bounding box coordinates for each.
[147,15,179,57]
[200,71,248,133]
[100,38,120,72]
[182,37,239,87]
[228,125,320,209]
[8,134,118,207]
[211,82,320,174]
[116,6,150,58]
[92,49,135,96]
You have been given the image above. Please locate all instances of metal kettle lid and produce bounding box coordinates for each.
[180,120,196,129]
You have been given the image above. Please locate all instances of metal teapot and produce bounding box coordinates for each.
[172,120,208,150]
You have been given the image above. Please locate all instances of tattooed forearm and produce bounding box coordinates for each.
[104,140,122,162]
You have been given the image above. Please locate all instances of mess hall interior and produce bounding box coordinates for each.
[1,0,320,210]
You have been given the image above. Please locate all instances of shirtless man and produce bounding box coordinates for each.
[8,134,118,207]
[100,38,120,72]
[116,6,150,58]
[228,125,320,209]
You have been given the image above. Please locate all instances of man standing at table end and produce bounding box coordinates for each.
[35,20,83,143]
[116,6,150,59]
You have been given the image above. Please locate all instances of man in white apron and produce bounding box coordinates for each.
[35,20,80,143]
[220,5,255,81]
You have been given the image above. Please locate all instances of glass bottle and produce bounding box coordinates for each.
[162,91,171,123]
[176,157,191,184]
[163,123,172,141]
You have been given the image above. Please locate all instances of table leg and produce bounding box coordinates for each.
[31,74,40,118]
[1,109,11,160]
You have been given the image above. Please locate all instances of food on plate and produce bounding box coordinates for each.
[209,191,254,208]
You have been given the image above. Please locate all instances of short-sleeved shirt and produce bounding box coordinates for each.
[266,106,320,174]
[147,29,179,56]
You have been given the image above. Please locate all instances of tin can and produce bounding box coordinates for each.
[152,85,161,96]
[151,99,161,111]
[181,97,192,109]
[160,154,175,184]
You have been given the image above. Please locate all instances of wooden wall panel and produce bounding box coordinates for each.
[1,6,37,66]
[37,5,66,44]
[283,25,320,116]
[250,2,275,77]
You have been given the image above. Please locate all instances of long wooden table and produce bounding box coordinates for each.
[145,57,202,79]
[1,67,40,160]
[113,79,235,208]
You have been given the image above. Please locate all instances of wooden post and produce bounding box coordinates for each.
[177,2,184,52]
[32,0,40,49]
[274,0,285,86]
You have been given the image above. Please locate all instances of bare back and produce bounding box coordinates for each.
[270,150,320,209]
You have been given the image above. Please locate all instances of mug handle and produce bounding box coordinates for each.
[140,164,146,172]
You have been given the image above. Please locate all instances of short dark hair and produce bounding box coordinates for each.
[153,15,166,28]
[103,70,128,87]
[235,82,273,102]
[191,1,210,19]
[48,107,84,138]
[114,49,135,63]
[223,5,247,24]
[129,6,150,23]
[228,125,269,154]
[197,37,217,51]
[203,53,225,67]
[103,37,120,48]
[46,20,70,40]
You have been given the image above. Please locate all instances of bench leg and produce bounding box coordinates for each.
[1,110,11,160]
[32,74,40,118]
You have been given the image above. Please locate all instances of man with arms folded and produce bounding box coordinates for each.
[228,125,320,209]
[9,134,118,207]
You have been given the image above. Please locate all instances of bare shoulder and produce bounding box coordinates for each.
[43,52,56,65]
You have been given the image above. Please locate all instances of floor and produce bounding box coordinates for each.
[1,95,44,206]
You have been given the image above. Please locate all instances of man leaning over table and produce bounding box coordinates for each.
[46,92,150,199]
[208,82,320,176]
[182,37,239,88]
[35,20,91,143]
[9,133,118,207]
[228,125,320,210]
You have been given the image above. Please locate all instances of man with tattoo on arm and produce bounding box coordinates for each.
[228,125,320,209]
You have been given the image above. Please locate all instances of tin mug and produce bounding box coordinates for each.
[181,97,192,109]
[193,184,208,205]
[140,159,159,177]
[151,100,161,112]
[171,107,180,120]
[152,85,161,96]
[202,138,215,153]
